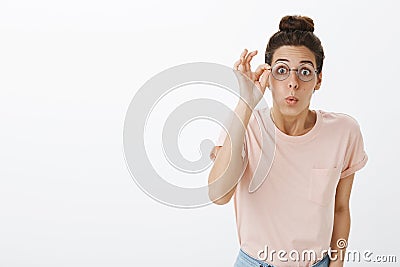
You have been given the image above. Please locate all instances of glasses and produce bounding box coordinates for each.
[271,62,318,82]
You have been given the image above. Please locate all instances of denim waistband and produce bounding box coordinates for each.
[237,249,274,267]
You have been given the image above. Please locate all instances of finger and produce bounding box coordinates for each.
[260,68,271,89]
[240,49,249,71]
[244,50,257,70]
[233,59,241,70]
[240,49,248,62]
[245,50,258,64]
[254,63,267,79]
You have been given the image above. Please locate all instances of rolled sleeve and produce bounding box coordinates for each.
[340,122,368,179]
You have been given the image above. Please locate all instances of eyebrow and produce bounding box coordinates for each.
[274,58,315,67]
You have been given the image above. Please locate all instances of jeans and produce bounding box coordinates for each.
[233,248,330,267]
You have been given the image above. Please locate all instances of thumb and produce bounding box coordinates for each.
[259,68,271,89]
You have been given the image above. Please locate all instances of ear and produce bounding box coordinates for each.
[314,72,322,91]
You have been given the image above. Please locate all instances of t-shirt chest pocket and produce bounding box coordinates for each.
[308,167,341,206]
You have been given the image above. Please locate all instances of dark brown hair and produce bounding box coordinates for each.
[265,15,325,73]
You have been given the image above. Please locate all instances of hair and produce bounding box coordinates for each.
[265,15,325,73]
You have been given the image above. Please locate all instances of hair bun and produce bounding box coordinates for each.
[279,15,314,32]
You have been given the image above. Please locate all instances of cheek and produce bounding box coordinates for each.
[300,82,317,93]
[269,79,283,91]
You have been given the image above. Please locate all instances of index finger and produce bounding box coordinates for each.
[244,50,258,66]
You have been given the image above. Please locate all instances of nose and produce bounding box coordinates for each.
[287,71,299,89]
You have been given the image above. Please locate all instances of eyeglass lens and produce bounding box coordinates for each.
[271,62,316,82]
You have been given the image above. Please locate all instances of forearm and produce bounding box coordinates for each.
[329,209,351,267]
[208,100,252,204]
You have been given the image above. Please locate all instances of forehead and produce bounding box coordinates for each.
[271,46,316,66]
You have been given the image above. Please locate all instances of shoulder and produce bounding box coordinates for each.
[319,110,361,132]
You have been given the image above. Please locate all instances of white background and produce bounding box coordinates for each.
[1,0,399,266]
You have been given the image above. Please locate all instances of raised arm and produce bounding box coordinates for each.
[208,49,270,205]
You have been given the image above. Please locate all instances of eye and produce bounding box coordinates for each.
[277,67,288,74]
[300,67,312,76]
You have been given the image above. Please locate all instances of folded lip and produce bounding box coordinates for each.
[285,96,299,101]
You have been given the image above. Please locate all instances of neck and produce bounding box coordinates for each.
[270,107,316,136]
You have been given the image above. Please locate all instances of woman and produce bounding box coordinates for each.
[208,15,368,267]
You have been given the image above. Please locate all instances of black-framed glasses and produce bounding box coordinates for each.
[271,62,318,82]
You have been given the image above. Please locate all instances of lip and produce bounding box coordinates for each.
[285,96,298,105]
[285,96,299,101]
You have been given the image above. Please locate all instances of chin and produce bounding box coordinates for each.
[278,104,306,116]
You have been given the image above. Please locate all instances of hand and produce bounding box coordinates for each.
[233,49,271,108]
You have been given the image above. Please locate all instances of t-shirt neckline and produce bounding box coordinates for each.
[266,107,322,143]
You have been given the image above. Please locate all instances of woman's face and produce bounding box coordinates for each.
[268,45,322,116]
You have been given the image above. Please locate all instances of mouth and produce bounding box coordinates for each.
[285,96,299,105]
[285,96,299,101]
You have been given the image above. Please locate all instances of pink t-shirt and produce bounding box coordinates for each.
[214,107,368,267]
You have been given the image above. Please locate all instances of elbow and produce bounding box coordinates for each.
[208,189,230,205]
[334,205,350,213]
[210,196,230,205]
[207,185,232,205]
